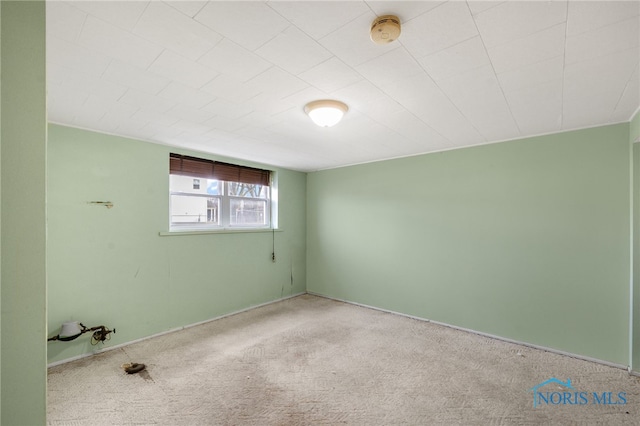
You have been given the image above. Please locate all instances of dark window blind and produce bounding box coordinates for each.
[169,153,271,186]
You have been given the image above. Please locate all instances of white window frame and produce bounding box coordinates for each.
[170,178,273,231]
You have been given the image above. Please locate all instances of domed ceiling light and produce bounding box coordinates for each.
[304,100,349,127]
[370,15,401,44]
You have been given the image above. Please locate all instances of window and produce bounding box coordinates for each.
[169,153,272,230]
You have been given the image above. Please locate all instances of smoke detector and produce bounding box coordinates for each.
[370,15,401,45]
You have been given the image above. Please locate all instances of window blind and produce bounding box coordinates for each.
[169,153,271,186]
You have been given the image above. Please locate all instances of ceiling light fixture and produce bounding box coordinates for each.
[370,15,401,45]
[304,100,348,127]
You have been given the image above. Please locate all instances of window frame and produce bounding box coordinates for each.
[168,154,274,232]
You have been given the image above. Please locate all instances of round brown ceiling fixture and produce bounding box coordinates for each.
[370,15,401,45]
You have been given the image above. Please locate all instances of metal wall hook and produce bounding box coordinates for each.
[88,201,114,209]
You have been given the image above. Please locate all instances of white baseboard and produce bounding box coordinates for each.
[49,290,640,376]
[307,291,634,374]
[47,292,306,368]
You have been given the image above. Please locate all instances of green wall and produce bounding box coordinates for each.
[0,2,3,420]
[307,124,631,366]
[0,2,3,418]
[632,109,640,372]
[630,109,640,145]
[1,1,47,424]
[46,124,306,364]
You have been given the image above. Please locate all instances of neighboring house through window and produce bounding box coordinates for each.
[169,153,272,230]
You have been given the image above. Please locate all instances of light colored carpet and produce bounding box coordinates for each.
[48,294,640,425]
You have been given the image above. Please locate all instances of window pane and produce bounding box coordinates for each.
[230,199,267,226]
[171,194,220,225]
[206,179,221,195]
[227,182,268,198]
[171,175,222,196]
[206,197,220,224]
[169,165,272,229]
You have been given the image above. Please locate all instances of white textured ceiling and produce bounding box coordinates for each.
[46,1,640,171]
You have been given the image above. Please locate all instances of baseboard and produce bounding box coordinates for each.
[47,292,306,368]
[50,290,636,374]
[308,292,631,373]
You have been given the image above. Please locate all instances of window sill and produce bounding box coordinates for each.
[159,228,281,237]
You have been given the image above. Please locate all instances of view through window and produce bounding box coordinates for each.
[169,154,271,230]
